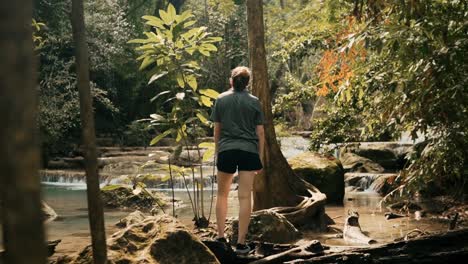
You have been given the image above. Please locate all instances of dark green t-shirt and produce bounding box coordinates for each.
[210,89,264,154]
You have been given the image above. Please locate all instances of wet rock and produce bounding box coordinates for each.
[340,143,405,171]
[56,214,220,264]
[288,152,345,204]
[368,173,398,195]
[100,185,167,212]
[385,212,405,220]
[340,152,385,173]
[227,210,301,244]
[48,239,61,257]
[115,210,147,228]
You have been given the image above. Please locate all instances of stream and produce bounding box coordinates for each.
[2,136,452,257]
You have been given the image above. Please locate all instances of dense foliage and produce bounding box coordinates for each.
[313,0,468,197]
[34,0,466,198]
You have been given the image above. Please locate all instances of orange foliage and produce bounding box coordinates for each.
[316,17,366,96]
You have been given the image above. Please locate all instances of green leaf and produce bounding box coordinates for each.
[196,112,209,124]
[139,56,155,71]
[159,9,172,25]
[150,129,173,146]
[176,73,185,88]
[146,20,165,29]
[148,71,168,84]
[198,142,215,149]
[143,16,165,29]
[167,4,177,19]
[199,89,219,99]
[182,61,200,69]
[175,124,187,143]
[136,43,157,51]
[202,43,218,52]
[186,75,197,90]
[184,20,196,28]
[202,148,215,162]
[199,48,210,57]
[205,37,223,43]
[177,10,193,23]
[200,96,213,107]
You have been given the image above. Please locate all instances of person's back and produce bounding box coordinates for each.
[212,89,263,154]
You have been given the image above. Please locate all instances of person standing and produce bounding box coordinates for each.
[210,66,265,254]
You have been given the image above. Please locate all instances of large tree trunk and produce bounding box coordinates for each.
[0,1,47,263]
[246,0,327,230]
[70,1,108,263]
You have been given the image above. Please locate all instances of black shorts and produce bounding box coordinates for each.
[217,149,263,174]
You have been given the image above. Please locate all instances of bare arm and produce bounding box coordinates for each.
[256,125,265,164]
[214,122,221,153]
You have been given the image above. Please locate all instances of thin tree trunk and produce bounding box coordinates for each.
[70,1,107,263]
[246,0,327,230]
[0,1,47,264]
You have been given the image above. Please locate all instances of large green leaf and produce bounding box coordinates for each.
[176,73,185,88]
[159,10,172,25]
[199,89,219,99]
[186,75,197,90]
[139,56,155,71]
[167,4,177,20]
[200,96,213,107]
[150,129,173,146]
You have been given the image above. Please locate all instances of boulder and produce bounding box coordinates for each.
[369,173,398,195]
[115,210,147,228]
[55,214,220,264]
[100,185,167,212]
[340,152,385,173]
[340,143,400,171]
[288,152,345,204]
[227,210,301,244]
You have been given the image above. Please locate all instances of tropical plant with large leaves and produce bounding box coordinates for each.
[129,4,222,227]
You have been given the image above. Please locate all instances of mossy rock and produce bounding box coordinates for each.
[288,152,344,204]
[101,185,167,212]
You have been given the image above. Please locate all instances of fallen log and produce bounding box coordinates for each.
[250,240,324,264]
[285,228,468,264]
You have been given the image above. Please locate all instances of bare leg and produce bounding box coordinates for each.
[216,170,234,238]
[237,170,255,244]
